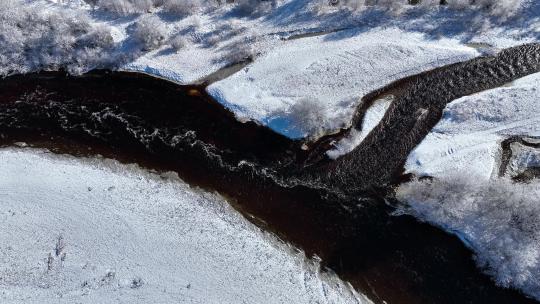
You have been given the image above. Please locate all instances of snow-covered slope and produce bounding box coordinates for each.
[0,148,369,304]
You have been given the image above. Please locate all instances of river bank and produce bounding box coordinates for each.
[1,70,538,303]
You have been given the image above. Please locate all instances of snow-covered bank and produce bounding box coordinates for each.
[208,28,478,138]
[405,72,540,180]
[397,72,540,300]
[4,0,538,139]
[0,148,369,304]
[326,95,392,159]
[396,176,540,301]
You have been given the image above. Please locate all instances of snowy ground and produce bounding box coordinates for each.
[405,72,540,180]
[7,0,539,139]
[0,148,369,304]
[208,28,478,138]
[397,72,540,301]
[4,0,540,301]
[396,176,540,301]
[113,0,539,139]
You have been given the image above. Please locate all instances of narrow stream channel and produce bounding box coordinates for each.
[1,43,539,304]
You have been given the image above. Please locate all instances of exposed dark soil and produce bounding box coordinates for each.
[499,136,540,181]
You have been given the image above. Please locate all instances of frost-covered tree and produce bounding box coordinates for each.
[131,15,167,50]
[277,97,332,139]
[470,0,523,19]
[0,0,115,76]
[169,35,188,51]
[161,0,207,16]
[234,0,278,15]
[320,0,525,18]
[92,0,221,16]
[98,0,154,15]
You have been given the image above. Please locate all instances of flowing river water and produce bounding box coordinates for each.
[1,43,539,303]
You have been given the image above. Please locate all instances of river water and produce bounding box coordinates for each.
[1,47,539,304]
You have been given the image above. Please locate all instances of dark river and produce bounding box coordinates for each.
[1,43,540,304]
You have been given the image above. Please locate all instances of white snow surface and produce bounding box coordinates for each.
[398,73,540,300]
[396,176,540,301]
[208,29,478,138]
[405,72,540,180]
[5,0,540,300]
[0,148,369,304]
[15,0,537,139]
[327,95,393,159]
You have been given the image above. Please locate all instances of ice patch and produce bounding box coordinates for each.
[0,148,370,304]
[327,96,392,159]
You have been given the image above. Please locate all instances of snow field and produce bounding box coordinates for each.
[0,148,370,304]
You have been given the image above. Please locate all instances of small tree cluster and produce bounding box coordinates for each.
[234,0,278,15]
[98,0,154,16]
[91,0,214,16]
[161,0,207,16]
[0,0,115,76]
[322,0,524,19]
[132,15,167,50]
[90,0,281,17]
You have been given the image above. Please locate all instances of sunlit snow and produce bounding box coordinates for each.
[0,148,369,304]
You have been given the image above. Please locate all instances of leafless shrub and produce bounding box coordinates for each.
[234,0,277,15]
[169,34,188,50]
[131,277,144,288]
[161,0,204,16]
[98,0,154,16]
[46,253,54,271]
[223,42,256,62]
[319,0,525,19]
[132,15,167,50]
[0,0,115,76]
[55,235,65,257]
